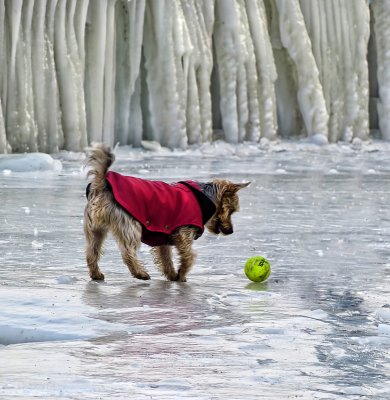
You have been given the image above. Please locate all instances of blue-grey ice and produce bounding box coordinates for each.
[0,143,389,399]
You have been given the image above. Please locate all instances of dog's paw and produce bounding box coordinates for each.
[172,273,187,282]
[134,272,151,280]
[91,272,105,281]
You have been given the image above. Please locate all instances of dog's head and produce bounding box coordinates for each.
[205,180,250,235]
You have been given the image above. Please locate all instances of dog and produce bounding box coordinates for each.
[84,143,250,282]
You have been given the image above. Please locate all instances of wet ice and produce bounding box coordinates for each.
[0,143,390,399]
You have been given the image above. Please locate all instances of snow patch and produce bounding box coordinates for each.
[0,153,62,172]
[375,307,390,322]
[378,324,390,337]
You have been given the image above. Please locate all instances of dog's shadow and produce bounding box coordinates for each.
[82,279,213,334]
[82,278,197,311]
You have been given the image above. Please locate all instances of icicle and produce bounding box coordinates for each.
[5,0,37,152]
[115,0,145,146]
[74,0,90,149]
[351,2,370,140]
[213,0,277,143]
[143,0,188,148]
[66,0,88,150]
[245,0,277,140]
[54,0,88,151]
[85,0,108,144]
[21,0,37,151]
[31,0,64,152]
[31,0,48,152]
[102,0,116,145]
[372,1,390,140]
[299,0,370,142]
[45,0,64,152]
[275,0,328,140]
[0,0,8,153]
[213,0,241,143]
[179,0,214,145]
[0,97,7,153]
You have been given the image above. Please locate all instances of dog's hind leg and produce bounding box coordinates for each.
[172,227,197,282]
[84,212,108,280]
[111,209,150,280]
[151,245,177,281]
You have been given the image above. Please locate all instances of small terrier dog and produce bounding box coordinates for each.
[84,143,249,282]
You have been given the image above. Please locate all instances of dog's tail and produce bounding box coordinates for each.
[85,143,115,193]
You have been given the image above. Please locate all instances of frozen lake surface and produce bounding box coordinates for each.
[1,143,390,399]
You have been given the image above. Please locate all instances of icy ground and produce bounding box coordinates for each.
[0,142,390,399]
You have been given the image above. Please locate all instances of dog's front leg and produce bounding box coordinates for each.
[151,245,177,281]
[172,227,197,282]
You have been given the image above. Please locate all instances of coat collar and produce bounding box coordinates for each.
[179,181,216,225]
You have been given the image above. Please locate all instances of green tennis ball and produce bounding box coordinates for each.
[244,256,271,282]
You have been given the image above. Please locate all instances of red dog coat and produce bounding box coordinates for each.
[105,171,216,246]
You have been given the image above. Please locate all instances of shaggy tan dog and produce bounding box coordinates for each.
[84,143,249,282]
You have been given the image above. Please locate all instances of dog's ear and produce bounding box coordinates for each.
[233,182,251,192]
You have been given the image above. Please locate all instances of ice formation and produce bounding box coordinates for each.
[0,0,387,153]
[0,153,62,172]
[372,1,390,140]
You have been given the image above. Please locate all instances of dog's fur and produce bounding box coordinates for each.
[84,143,249,282]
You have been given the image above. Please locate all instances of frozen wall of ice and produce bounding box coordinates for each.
[0,0,387,153]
